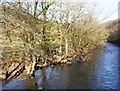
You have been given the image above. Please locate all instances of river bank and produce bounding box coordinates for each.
[1,42,119,89]
[0,42,103,81]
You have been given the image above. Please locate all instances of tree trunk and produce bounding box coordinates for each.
[59,29,62,55]
[33,0,38,18]
[30,56,36,75]
[65,38,68,54]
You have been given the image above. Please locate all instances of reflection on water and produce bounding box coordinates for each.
[2,43,119,89]
[2,76,38,90]
[0,80,2,91]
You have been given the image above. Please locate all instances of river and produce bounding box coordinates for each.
[1,42,119,90]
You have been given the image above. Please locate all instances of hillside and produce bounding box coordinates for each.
[105,19,120,45]
[0,3,109,78]
[0,5,42,52]
[0,5,44,79]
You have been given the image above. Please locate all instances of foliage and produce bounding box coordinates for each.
[0,1,108,63]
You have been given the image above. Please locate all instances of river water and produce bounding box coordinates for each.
[1,43,119,90]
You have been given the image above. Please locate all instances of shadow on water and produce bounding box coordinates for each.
[2,76,38,90]
[1,42,119,89]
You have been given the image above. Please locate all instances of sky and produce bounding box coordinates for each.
[58,0,119,23]
[68,0,119,23]
[93,0,119,23]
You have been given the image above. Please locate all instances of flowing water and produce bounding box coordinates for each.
[1,42,119,90]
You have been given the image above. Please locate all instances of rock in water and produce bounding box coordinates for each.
[66,61,72,65]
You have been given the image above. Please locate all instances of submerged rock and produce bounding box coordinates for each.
[66,61,72,65]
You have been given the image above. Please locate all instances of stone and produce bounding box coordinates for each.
[66,61,72,65]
